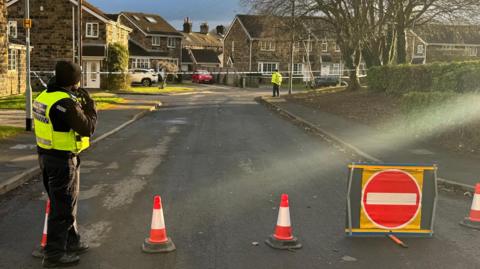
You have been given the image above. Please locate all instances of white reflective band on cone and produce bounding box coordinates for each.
[276,207,291,227]
[151,209,166,229]
[43,213,48,234]
[471,194,480,211]
[366,193,417,206]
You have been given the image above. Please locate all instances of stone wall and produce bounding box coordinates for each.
[223,19,251,71]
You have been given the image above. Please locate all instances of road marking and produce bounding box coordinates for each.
[366,193,417,206]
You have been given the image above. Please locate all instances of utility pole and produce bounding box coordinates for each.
[78,0,83,86]
[289,0,295,95]
[24,0,32,131]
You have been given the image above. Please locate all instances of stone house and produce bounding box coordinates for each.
[180,18,223,71]
[408,24,480,64]
[0,0,27,97]
[223,14,345,80]
[6,0,132,89]
[118,12,183,72]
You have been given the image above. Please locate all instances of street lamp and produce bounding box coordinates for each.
[24,0,32,131]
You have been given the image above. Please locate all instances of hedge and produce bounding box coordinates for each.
[104,43,130,91]
[367,61,480,94]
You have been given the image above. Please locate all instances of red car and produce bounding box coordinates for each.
[192,70,214,84]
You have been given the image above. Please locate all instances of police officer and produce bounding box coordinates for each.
[33,61,97,268]
[271,69,282,97]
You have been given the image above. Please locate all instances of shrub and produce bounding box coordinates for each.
[368,61,480,94]
[104,43,130,91]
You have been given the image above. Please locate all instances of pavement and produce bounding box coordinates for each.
[0,85,479,268]
[260,96,480,191]
[0,94,162,195]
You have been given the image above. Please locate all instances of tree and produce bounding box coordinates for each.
[104,43,130,91]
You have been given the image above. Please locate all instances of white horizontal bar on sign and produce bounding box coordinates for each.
[366,193,417,206]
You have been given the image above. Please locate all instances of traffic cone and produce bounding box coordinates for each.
[32,199,50,258]
[142,195,176,253]
[265,194,302,250]
[460,183,480,230]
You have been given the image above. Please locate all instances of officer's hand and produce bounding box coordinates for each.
[76,88,96,111]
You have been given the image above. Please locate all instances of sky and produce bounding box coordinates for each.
[88,0,248,30]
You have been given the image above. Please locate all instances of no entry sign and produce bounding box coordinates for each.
[361,169,421,230]
[346,163,437,237]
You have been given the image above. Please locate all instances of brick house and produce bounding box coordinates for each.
[6,0,132,89]
[118,12,183,72]
[180,18,223,71]
[408,24,480,64]
[223,14,345,79]
[0,0,27,97]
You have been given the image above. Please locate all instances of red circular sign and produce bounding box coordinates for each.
[361,169,421,230]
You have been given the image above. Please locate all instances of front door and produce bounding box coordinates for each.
[85,61,101,89]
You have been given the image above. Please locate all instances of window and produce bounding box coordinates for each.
[293,63,303,75]
[258,62,279,74]
[145,16,157,23]
[133,15,140,21]
[8,49,17,71]
[130,58,150,69]
[467,47,478,57]
[8,21,17,38]
[417,44,424,55]
[332,63,341,75]
[86,23,99,38]
[152,36,161,46]
[259,40,275,51]
[335,42,341,52]
[322,41,328,52]
[167,37,176,48]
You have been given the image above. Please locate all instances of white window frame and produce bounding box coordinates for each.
[130,58,151,69]
[417,44,425,55]
[322,40,328,52]
[152,36,161,46]
[293,63,303,75]
[467,47,478,57]
[86,22,99,38]
[167,37,176,48]
[335,42,341,52]
[259,40,275,51]
[257,62,279,74]
[332,63,341,76]
[8,49,18,71]
[8,21,17,38]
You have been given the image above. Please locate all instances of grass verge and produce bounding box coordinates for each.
[124,86,194,94]
[0,126,24,140]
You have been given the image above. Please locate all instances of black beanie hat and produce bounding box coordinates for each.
[55,61,82,87]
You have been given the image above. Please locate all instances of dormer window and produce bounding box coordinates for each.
[133,15,140,21]
[8,21,17,38]
[86,23,99,38]
[145,16,157,23]
[152,36,161,46]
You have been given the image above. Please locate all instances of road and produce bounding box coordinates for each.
[0,85,479,268]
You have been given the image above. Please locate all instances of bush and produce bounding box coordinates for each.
[368,61,480,94]
[104,43,130,91]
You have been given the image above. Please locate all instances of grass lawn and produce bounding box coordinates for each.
[0,93,125,110]
[125,85,194,94]
[0,126,24,140]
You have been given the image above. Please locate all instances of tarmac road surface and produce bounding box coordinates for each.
[0,85,479,268]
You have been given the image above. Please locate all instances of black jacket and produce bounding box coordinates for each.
[37,84,97,158]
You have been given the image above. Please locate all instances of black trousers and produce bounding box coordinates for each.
[273,84,280,97]
[39,154,81,259]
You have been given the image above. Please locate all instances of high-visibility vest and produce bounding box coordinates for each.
[33,90,90,154]
[271,72,282,86]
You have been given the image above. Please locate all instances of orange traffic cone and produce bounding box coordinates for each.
[265,194,302,250]
[142,195,176,253]
[32,199,50,258]
[460,183,480,229]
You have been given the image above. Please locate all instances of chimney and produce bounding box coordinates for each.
[216,25,225,36]
[183,17,192,33]
[200,22,209,34]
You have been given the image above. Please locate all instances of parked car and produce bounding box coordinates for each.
[314,76,348,88]
[130,69,158,86]
[192,70,214,84]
